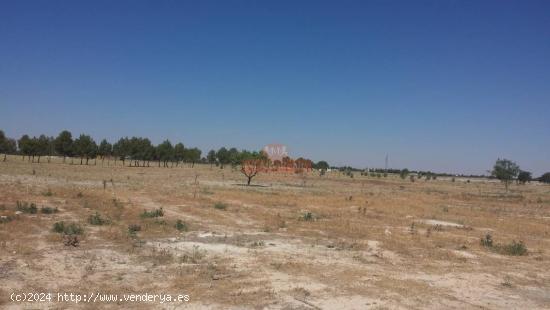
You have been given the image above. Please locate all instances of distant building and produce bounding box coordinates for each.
[263,144,288,162]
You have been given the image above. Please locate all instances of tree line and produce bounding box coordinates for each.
[0,130,324,170]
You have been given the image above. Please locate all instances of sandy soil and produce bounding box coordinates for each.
[1,156,549,309]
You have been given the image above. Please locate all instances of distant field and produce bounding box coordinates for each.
[1,155,549,309]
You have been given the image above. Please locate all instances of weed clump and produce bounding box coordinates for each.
[480,233,493,247]
[481,233,527,256]
[0,215,15,224]
[299,211,315,221]
[16,201,37,214]
[88,212,108,225]
[128,224,141,235]
[213,203,227,210]
[499,241,528,256]
[140,208,164,218]
[53,222,83,235]
[175,220,188,232]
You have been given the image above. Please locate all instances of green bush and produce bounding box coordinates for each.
[300,212,315,221]
[175,220,188,232]
[498,240,527,256]
[481,234,527,256]
[16,201,37,214]
[480,233,493,247]
[88,212,107,225]
[140,208,164,218]
[213,203,227,210]
[128,224,141,235]
[53,222,83,235]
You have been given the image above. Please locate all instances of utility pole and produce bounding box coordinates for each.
[385,154,388,174]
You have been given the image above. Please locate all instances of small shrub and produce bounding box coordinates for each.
[481,234,527,256]
[0,215,15,224]
[498,240,527,256]
[175,220,188,232]
[43,189,53,196]
[480,233,493,247]
[154,219,167,225]
[76,192,84,198]
[53,222,83,235]
[16,201,37,214]
[300,212,315,221]
[112,199,123,208]
[213,203,227,210]
[128,224,141,234]
[409,222,417,234]
[63,235,80,247]
[140,208,164,218]
[250,240,265,248]
[88,212,107,225]
[40,206,59,214]
[179,245,205,264]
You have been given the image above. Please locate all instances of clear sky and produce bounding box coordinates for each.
[1,1,549,175]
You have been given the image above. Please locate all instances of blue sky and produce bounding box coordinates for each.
[1,1,549,175]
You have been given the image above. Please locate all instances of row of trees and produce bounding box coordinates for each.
[0,130,324,171]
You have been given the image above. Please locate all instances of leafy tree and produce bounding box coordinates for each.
[517,170,532,184]
[0,130,14,161]
[228,148,240,168]
[174,143,185,166]
[127,137,142,167]
[140,139,155,166]
[400,169,409,179]
[35,135,51,163]
[207,150,217,167]
[314,161,329,171]
[113,137,129,166]
[0,131,16,161]
[156,140,174,167]
[491,158,520,192]
[216,147,230,169]
[187,147,202,167]
[18,135,33,162]
[54,130,73,162]
[97,139,112,164]
[73,134,97,165]
[539,172,550,184]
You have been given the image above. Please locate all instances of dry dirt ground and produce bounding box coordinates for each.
[1,156,549,309]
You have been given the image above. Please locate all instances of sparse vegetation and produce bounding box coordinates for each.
[128,224,141,235]
[213,202,227,210]
[88,212,108,225]
[140,208,164,218]
[299,211,315,221]
[481,233,527,256]
[0,215,15,224]
[0,145,546,308]
[16,201,37,214]
[175,220,188,232]
[53,221,83,235]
